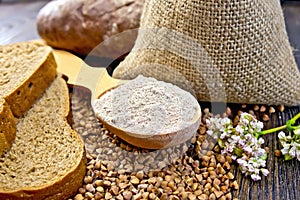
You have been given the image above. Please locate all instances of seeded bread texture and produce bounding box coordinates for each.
[0,42,57,117]
[0,77,87,200]
[0,99,16,156]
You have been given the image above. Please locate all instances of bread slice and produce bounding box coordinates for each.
[0,42,57,117]
[0,99,16,156]
[0,42,56,157]
[0,77,86,200]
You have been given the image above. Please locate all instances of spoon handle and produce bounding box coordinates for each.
[52,49,125,100]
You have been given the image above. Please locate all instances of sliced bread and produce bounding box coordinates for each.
[0,42,57,117]
[0,42,56,156]
[0,76,86,200]
[0,99,16,156]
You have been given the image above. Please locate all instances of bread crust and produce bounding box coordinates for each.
[37,0,144,57]
[0,99,16,156]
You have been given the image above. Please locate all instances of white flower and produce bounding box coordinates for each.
[221,117,231,126]
[207,130,213,136]
[231,155,237,161]
[237,158,247,166]
[248,157,257,167]
[244,133,254,141]
[220,132,228,139]
[294,129,300,136]
[231,135,240,142]
[243,146,252,153]
[278,131,286,140]
[261,168,269,176]
[281,144,290,155]
[250,120,257,127]
[240,113,252,124]
[289,145,297,157]
[249,120,263,132]
[208,112,269,181]
[236,125,244,134]
[256,121,264,130]
[256,148,266,157]
[216,122,223,130]
[296,150,300,161]
[256,158,266,167]
[205,119,211,126]
[238,139,246,146]
[253,168,260,175]
[258,138,265,145]
[278,126,300,161]
[251,174,261,181]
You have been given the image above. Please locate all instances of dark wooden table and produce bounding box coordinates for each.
[0,1,300,200]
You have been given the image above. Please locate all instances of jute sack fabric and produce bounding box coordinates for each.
[113,0,300,106]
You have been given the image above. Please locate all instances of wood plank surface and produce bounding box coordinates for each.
[0,1,48,45]
[0,1,299,200]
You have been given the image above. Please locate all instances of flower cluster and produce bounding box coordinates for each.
[206,117,232,140]
[278,129,300,161]
[206,113,269,181]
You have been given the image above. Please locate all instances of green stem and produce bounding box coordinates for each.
[287,112,300,131]
[290,112,300,124]
[259,125,286,136]
[258,112,300,137]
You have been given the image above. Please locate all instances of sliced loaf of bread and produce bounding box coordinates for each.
[0,42,56,156]
[0,99,16,156]
[0,76,86,200]
[0,42,57,117]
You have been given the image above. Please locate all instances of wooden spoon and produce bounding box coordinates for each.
[53,49,125,101]
[52,49,201,149]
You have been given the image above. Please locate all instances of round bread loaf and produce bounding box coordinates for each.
[36,0,144,58]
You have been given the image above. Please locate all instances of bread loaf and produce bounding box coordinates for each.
[0,76,86,200]
[37,0,144,58]
[0,42,57,117]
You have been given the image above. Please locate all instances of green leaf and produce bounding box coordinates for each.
[218,139,225,148]
[284,154,293,161]
[233,147,243,157]
[261,153,268,160]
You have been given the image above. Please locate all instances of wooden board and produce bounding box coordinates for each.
[1,1,300,199]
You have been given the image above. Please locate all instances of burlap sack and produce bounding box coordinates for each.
[113,0,300,106]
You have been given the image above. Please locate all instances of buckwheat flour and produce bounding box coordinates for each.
[93,75,199,136]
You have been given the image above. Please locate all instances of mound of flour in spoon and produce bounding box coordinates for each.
[93,75,200,136]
